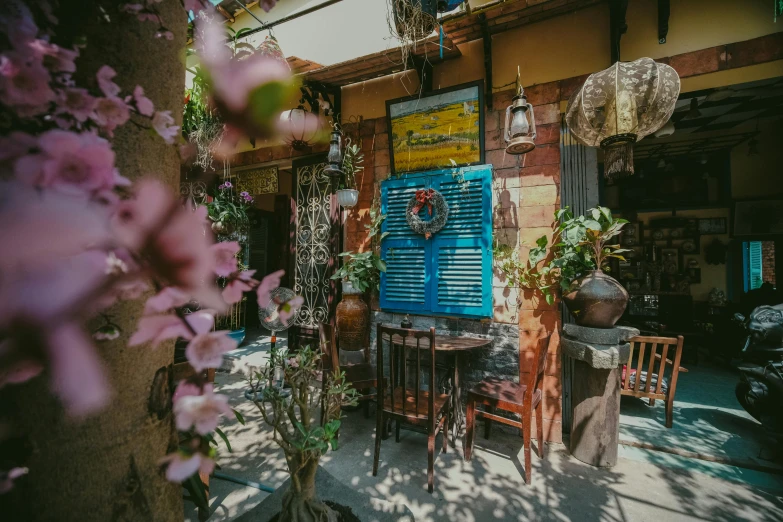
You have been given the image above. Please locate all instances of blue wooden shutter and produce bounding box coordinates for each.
[749,241,763,290]
[380,177,431,312]
[430,166,493,317]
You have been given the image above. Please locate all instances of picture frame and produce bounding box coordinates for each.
[733,199,783,237]
[386,80,484,175]
[661,248,680,275]
[697,217,727,235]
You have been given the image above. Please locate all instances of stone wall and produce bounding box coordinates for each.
[762,241,776,287]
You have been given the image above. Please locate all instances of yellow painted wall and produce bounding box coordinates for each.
[731,118,783,199]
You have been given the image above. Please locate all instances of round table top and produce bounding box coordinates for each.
[390,333,492,352]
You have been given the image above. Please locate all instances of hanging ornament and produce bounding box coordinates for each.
[255,34,290,70]
[565,57,680,181]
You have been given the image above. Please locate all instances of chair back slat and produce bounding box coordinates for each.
[318,323,339,376]
[655,342,670,395]
[623,341,635,391]
[643,342,658,394]
[376,324,436,420]
[633,341,647,392]
[525,335,552,406]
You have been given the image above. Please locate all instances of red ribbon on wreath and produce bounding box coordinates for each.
[411,189,435,216]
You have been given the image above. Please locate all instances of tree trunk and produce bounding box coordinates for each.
[0,1,186,520]
[279,457,337,522]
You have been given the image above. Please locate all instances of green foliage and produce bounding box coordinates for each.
[330,251,386,293]
[205,186,252,232]
[340,140,364,190]
[495,206,628,304]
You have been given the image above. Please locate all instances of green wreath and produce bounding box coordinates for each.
[406,189,448,239]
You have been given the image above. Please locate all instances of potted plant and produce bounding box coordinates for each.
[248,346,358,522]
[336,140,362,208]
[498,206,629,328]
[206,181,254,235]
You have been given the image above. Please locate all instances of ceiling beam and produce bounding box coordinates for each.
[609,0,629,63]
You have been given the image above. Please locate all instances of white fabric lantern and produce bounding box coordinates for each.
[565,58,680,180]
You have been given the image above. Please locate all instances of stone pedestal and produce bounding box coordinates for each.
[562,324,639,467]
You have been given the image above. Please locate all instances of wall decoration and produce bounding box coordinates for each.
[236,166,278,195]
[661,248,679,274]
[733,199,783,237]
[698,217,727,235]
[386,80,484,175]
[406,188,448,239]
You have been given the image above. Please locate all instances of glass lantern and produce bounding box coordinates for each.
[504,86,537,155]
[323,129,343,185]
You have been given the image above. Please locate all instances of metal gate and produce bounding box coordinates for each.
[559,114,599,432]
[293,156,340,337]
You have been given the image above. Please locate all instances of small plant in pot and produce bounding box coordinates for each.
[336,140,363,209]
[248,346,358,522]
[500,206,629,328]
[206,181,254,236]
[331,251,386,295]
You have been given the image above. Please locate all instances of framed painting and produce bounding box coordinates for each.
[733,199,783,237]
[386,80,484,175]
[698,217,727,235]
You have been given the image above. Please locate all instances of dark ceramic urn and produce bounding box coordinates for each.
[562,270,629,328]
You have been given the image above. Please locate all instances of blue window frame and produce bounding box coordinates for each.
[380,165,493,318]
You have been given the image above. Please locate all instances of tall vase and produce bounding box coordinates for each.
[335,281,370,353]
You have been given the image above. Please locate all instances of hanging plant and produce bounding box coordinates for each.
[386,0,438,71]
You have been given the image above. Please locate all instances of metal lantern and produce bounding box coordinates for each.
[323,128,343,184]
[565,57,680,181]
[279,107,320,150]
[505,85,537,155]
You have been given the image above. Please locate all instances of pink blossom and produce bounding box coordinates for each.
[92,96,131,135]
[0,1,38,45]
[47,322,110,417]
[185,331,237,372]
[212,241,240,277]
[184,0,211,15]
[138,13,159,23]
[20,130,118,195]
[111,181,220,306]
[56,87,96,122]
[279,295,304,323]
[0,467,29,494]
[121,3,144,14]
[174,384,232,434]
[152,110,179,144]
[0,51,55,114]
[259,0,278,13]
[172,380,202,403]
[28,40,78,73]
[129,310,214,348]
[257,269,284,308]
[132,85,154,116]
[144,287,190,314]
[96,65,121,97]
[0,131,36,163]
[0,341,43,389]
[160,452,214,483]
[222,270,257,304]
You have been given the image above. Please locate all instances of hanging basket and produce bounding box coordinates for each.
[406,189,448,239]
[391,0,438,38]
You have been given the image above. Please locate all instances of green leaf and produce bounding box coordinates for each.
[583,219,602,231]
[215,427,232,453]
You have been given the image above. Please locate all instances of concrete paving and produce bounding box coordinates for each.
[186,335,783,522]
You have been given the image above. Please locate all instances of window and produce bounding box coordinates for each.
[745,241,764,291]
[379,165,493,318]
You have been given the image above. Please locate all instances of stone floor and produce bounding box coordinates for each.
[184,333,783,522]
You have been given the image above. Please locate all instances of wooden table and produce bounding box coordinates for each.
[391,334,492,446]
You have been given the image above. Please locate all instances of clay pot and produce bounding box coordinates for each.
[335,281,369,351]
[563,270,629,328]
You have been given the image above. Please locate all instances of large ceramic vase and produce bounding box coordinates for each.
[563,270,629,328]
[335,280,369,351]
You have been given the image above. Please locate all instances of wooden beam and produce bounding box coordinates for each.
[609,0,629,63]
[479,13,493,110]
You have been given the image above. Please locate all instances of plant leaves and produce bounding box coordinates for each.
[215,427,232,453]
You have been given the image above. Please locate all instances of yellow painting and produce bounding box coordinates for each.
[387,83,483,174]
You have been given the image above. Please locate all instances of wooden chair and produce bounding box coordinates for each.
[621,335,686,428]
[318,323,378,427]
[373,324,451,493]
[465,334,552,485]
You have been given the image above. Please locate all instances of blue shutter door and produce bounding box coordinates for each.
[380,177,431,313]
[431,167,493,317]
[749,241,763,290]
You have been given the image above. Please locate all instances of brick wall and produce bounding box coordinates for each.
[762,241,776,287]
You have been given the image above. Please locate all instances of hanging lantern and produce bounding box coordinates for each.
[505,70,537,155]
[279,107,320,150]
[255,34,290,70]
[323,128,343,185]
[565,57,680,181]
